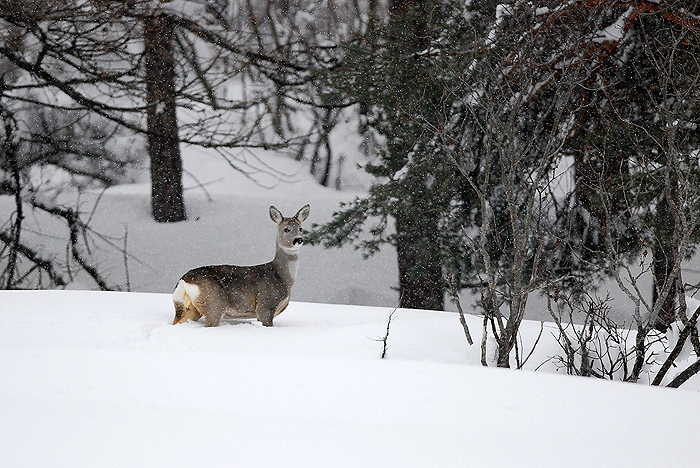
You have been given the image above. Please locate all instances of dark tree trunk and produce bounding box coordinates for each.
[653,246,676,332]
[653,249,676,332]
[652,193,676,332]
[144,12,186,223]
[395,211,444,310]
[387,0,443,311]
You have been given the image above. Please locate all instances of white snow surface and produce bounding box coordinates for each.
[4,144,700,466]
[2,289,700,468]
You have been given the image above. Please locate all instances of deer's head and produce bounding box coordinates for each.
[270,204,310,254]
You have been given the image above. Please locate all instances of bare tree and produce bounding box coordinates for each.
[1,0,358,289]
[536,1,700,387]
[0,0,347,222]
[0,96,134,290]
[439,2,601,367]
[547,288,635,379]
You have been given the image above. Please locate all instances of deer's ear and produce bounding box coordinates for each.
[295,204,310,223]
[269,206,283,224]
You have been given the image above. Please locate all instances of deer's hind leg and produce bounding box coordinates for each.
[172,277,229,327]
[173,300,203,325]
[173,280,204,324]
[194,282,230,327]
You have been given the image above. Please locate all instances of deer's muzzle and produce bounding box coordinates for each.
[293,237,304,245]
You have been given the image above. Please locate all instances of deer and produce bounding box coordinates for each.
[172,204,310,327]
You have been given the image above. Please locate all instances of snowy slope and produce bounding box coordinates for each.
[4,138,700,466]
[8,146,400,309]
[9,144,700,324]
[2,289,700,468]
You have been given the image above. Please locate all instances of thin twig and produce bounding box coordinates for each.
[652,305,700,386]
[518,321,545,369]
[446,273,473,346]
[375,304,399,359]
[30,199,115,291]
[0,231,67,287]
[122,224,131,292]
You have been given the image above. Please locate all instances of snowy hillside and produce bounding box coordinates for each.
[2,289,700,468]
[9,146,401,308]
[4,144,700,467]
[10,144,700,327]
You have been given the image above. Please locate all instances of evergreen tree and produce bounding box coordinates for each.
[312,0,700,367]
[311,0,479,310]
[555,1,700,332]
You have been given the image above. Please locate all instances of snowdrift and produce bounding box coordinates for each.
[1,289,699,468]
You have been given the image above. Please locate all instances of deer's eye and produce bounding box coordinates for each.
[284,228,290,233]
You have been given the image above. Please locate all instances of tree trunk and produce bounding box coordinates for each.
[653,245,676,332]
[387,0,443,311]
[144,11,186,223]
[652,194,676,332]
[395,211,444,310]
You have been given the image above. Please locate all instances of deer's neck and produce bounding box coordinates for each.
[273,245,300,286]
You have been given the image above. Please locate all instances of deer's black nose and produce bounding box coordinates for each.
[293,237,304,245]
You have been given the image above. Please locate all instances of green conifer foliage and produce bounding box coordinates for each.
[311,0,478,310]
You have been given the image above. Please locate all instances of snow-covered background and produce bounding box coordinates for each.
[14,145,401,308]
[3,146,700,467]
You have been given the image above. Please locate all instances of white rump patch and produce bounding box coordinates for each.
[172,280,201,304]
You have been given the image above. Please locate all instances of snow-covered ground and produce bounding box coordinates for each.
[2,289,700,468]
[3,146,700,466]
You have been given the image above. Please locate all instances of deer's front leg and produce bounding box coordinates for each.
[256,308,274,327]
[255,294,278,327]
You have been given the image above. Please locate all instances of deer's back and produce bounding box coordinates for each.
[181,263,288,310]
